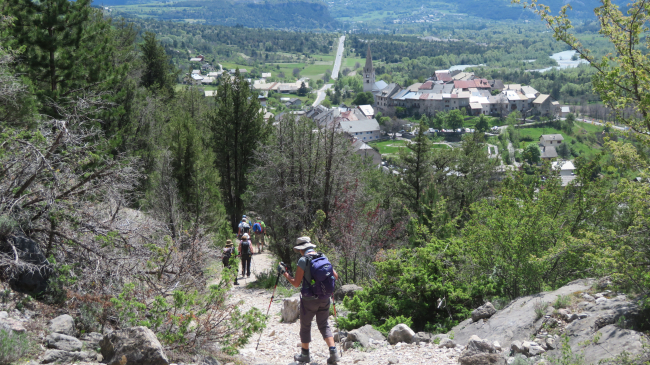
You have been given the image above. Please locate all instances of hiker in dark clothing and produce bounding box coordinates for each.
[222,239,239,285]
[238,233,253,278]
[279,236,340,364]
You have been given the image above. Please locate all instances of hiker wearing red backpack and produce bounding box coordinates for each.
[278,237,340,364]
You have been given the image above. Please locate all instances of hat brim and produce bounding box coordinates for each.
[293,243,316,252]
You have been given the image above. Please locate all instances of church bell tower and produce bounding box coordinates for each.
[363,45,375,93]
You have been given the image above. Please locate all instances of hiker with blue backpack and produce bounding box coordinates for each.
[252,220,264,254]
[277,236,340,364]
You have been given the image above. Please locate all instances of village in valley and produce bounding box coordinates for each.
[184,39,602,187]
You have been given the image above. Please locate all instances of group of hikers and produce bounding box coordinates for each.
[221,215,266,286]
[221,215,341,364]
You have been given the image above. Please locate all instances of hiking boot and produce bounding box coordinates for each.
[294,352,310,363]
[327,349,341,364]
[234,282,239,286]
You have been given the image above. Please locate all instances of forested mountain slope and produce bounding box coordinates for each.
[100,0,338,30]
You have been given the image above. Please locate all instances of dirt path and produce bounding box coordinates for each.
[226,250,462,365]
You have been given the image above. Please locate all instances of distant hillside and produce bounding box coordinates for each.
[329,0,625,22]
[100,0,337,30]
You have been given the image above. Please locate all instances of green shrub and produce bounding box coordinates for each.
[110,266,265,354]
[337,239,488,334]
[549,335,585,365]
[553,295,571,309]
[0,329,32,364]
[534,300,549,320]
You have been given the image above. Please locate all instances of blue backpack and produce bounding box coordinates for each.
[253,222,262,233]
[301,253,336,299]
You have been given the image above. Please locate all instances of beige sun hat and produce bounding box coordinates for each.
[293,236,316,252]
[242,233,250,239]
[225,240,233,247]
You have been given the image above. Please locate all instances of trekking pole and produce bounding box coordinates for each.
[331,296,343,357]
[255,270,282,351]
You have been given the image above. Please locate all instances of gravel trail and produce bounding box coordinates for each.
[222,250,462,365]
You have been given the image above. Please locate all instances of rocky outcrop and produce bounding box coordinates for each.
[45,332,83,352]
[459,335,505,365]
[450,279,647,364]
[281,296,300,323]
[471,302,497,322]
[333,284,363,301]
[387,324,415,345]
[48,314,76,337]
[344,324,387,349]
[100,326,169,365]
[0,310,26,333]
[41,350,97,364]
[80,332,104,350]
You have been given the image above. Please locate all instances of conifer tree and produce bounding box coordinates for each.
[4,0,95,103]
[139,32,177,95]
[399,119,432,214]
[210,70,270,230]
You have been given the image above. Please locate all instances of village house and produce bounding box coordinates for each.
[361,46,561,119]
[539,134,564,160]
[552,160,577,186]
[339,119,381,142]
[352,139,382,166]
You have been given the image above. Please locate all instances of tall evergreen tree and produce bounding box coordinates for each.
[139,32,177,95]
[210,70,270,230]
[399,119,432,214]
[3,0,104,105]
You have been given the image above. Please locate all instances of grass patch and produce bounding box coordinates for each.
[368,140,408,157]
[518,123,604,157]
[553,295,571,309]
[534,300,549,320]
[431,144,450,149]
[0,329,33,364]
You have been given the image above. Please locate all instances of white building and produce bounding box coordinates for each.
[339,119,381,142]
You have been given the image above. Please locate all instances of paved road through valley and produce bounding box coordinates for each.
[331,35,345,80]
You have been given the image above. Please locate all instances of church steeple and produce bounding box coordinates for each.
[363,44,375,92]
[364,45,374,73]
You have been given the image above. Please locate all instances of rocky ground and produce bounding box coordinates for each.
[228,252,462,365]
[2,248,647,365]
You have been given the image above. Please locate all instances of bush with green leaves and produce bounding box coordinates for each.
[338,239,489,334]
[0,329,32,365]
[110,265,264,354]
[553,295,571,309]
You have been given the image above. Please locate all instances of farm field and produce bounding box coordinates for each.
[517,121,605,157]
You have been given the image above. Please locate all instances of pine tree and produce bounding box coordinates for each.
[4,0,92,101]
[209,70,270,230]
[400,119,432,214]
[140,32,177,95]
[297,81,308,96]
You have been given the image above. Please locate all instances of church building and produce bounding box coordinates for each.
[362,45,388,96]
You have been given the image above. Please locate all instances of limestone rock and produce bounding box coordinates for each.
[493,341,501,351]
[80,332,104,350]
[413,331,433,344]
[471,302,497,322]
[459,335,504,365]
[281,297,300,323]
[346,324,385,348]
[48,314,75,336]
[545,337,555,350]
[45,332,83,352]
[388,356,399,364]
[528,344,546,356]
[387,323,415,345]
[41,350,96,364]
[510,340,524,354]
[100,326,169,365]
[333,284,363,301]
[439,338,456,348]
[0,317,26,333]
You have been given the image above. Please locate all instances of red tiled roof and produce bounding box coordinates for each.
[453,80,476,89]
[437,74,453,82]
[419,81,433,90]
